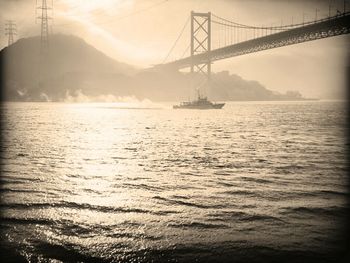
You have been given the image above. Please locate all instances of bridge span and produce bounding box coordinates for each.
[158,12,350,71]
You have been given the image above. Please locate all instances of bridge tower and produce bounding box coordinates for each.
[190,11,211,95]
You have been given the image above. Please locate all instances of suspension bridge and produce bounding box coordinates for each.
[156,11,350,90]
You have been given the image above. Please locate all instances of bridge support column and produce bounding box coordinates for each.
[190,11,211,97]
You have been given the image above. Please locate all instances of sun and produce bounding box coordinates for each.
[55,0,158,66]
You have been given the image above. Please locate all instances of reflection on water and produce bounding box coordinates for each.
[0,101,348,262]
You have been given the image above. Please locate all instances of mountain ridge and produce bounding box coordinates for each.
[1,34,305,102]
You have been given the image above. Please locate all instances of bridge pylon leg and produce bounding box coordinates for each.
[190,11,211,97]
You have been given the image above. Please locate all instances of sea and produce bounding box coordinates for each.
[0,100,349,263]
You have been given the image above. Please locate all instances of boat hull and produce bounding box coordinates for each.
[173,103,225,109]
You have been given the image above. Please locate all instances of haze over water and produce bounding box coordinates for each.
[1,100,348,262]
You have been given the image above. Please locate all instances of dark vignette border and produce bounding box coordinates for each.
[0,14,349,263]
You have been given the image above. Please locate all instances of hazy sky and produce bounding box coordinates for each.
[1,0,349,98]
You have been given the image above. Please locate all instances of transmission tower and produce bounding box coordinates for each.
[36,0,53,53]
[5,20,17,46]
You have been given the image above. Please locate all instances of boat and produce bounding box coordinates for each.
[173,92,225,109]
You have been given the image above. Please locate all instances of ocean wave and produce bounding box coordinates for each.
[216,181,236,187]
[280,206,348,217]
[207,211,248,220]
[53,220,161,241]
[239,176,273,184]
[1,215,162,243]
[31,241,104,263]
[152,196,225,209]
[168,221,229,229]
[0,188,47,194]
[207,211,285,223]
[121,182,164,192]
[1,175,42,184]
[318,190,349,196]
[6,239,343,263]
[0,216,53,225]
[220,189,310,202]
[105,231,161,241]
[214,163,243,169]
[221,189,255,196]
[0,201,178,216]
[239,214,285,223]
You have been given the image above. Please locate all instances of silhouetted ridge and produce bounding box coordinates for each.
[1,34,305,102]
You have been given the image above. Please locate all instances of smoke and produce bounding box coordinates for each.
[40,92,51,102]
[63,89,163,108]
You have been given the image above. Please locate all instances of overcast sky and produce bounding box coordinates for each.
[0,0,349,99]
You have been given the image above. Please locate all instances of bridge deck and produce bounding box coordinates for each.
[160,13,350,70]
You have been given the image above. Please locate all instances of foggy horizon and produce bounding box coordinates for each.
[1,0,349,99]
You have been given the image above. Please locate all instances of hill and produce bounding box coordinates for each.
[0,34,304,102]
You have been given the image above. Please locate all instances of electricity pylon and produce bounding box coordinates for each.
[5,20,17,46]
[36,0,52,53]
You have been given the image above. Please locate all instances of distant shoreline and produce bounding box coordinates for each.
[2,99,349,104]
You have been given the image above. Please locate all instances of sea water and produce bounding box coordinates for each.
[0,101,348,262]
